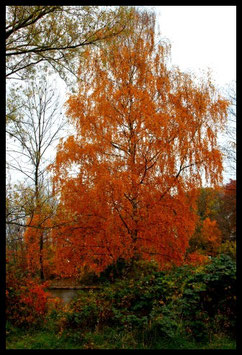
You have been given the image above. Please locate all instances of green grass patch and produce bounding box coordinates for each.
[6,323,236,350]
[152,335,236,350]
[6,322,80,349]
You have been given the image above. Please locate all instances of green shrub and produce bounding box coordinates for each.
[218,240,236,260]
[63,290,99,331]
[177,254,236,340]
[148,304,180,340]
[54,255,236,345]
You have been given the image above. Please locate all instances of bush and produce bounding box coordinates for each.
[98,257,160,283]
[218,240,236,260]
[56,290,100,332]
[176,254,236,340]
[55,255,236,345]
[202,254,236,335]
[6,258,57,328]
[148,304,180,340]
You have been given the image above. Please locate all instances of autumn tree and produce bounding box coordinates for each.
[49,11,229,276]
[5,6,135,281]
[188,187,222,257]
[188,179,236,258]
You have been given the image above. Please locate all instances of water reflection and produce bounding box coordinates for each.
[48,289,79,304]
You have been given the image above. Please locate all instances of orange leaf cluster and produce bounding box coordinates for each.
[24,214,52,276]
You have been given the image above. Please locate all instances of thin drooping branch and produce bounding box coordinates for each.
[6,6,59,39]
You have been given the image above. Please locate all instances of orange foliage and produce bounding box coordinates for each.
[6,256,54,326]
[202,217,221,243]
[20,280,51,316]
[201,217,221,256]
[186,251,209,266]
[49,11,229,275]
[24,214,51,277]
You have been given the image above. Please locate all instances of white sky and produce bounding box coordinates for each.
[152,5,236,183]
[147,5,236,90]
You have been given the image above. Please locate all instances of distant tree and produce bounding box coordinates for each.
[188,180,236,258]
[218,179,236,242]
[188,187,222,257]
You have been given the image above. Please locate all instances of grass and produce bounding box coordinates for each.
[6,323,236,350]
[153,335,236,350]
[6,327,81,349]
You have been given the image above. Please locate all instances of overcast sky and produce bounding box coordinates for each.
[140,6,236,90]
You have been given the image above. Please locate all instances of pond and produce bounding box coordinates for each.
[47,288,80,304]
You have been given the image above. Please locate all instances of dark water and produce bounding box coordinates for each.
[47,289,80,303]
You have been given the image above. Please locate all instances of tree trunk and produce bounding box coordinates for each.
[39,234,44,281]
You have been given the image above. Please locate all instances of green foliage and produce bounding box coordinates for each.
[148,304,180,340]
[174,254,236,340]
[98,257,160,283]
[218,240,236,260]
[55,255,236,345]
[64,290,99,331]
[6,255,236,348]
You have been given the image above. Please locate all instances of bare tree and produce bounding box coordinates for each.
[6,74,67,280]
[220,81,236,179]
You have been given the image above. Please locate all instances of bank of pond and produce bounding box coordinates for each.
[47,286,101,304]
